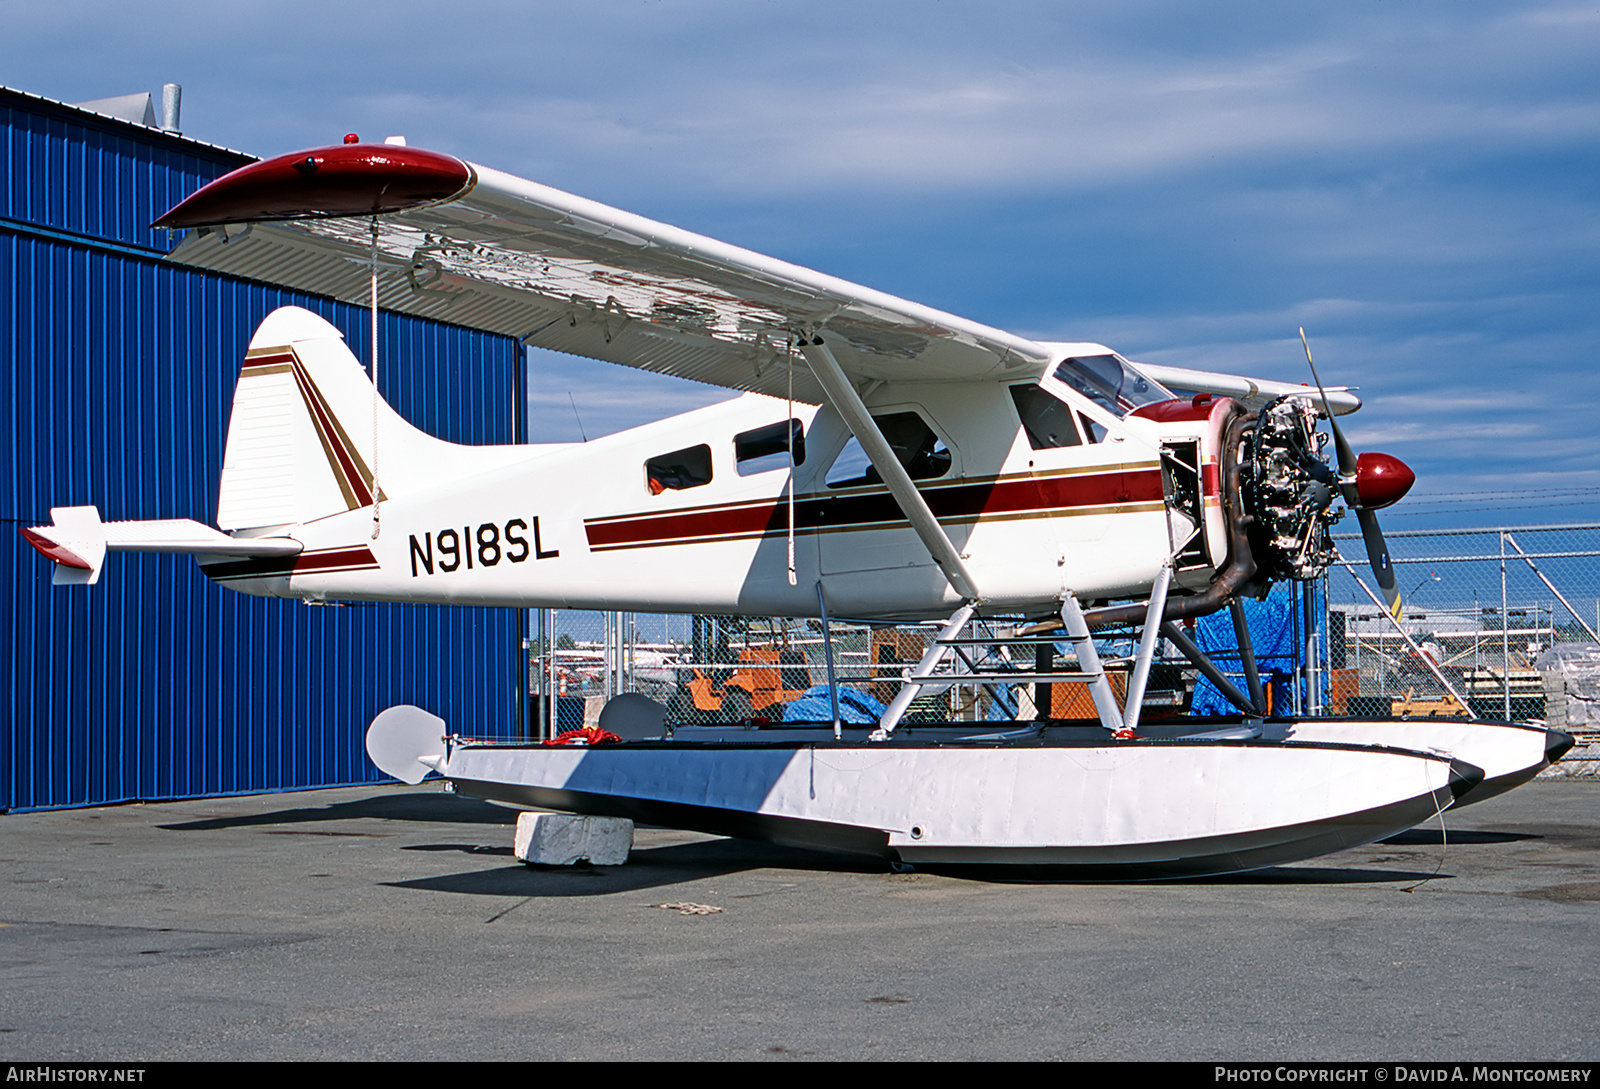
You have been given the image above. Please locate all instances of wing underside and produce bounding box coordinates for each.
[158,144,1357,417]
[162,154,1050,402]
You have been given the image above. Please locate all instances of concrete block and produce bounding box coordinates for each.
[514,812,633,866]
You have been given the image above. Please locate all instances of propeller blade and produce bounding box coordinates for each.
[1357,506,1402,617]
[1299,328,1360,494]
[1298,328,1412,615]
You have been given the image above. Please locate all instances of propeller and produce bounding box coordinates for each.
[1299,328,1414,618]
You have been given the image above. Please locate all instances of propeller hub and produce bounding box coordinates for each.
[1354,451,1414,510]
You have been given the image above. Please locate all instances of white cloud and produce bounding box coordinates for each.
[20,1,1594,199]
[5,1,1596,507]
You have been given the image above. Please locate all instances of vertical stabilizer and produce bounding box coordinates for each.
[217,307,435,531]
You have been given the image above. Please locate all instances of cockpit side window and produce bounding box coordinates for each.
[826,411,952,489]
[646,444,712,494]
[1010,385,1083,450]
[1053,354,1170,417]
[734,419,805,477]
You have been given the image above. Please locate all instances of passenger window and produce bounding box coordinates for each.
[826,411,951,489]
[734,419,805,477]
[1010,385,1083,450]
[1078,413,1107,444]
[646,444,712,494]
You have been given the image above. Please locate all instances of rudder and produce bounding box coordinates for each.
[217,307,431,531]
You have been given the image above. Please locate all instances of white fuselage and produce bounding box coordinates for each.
[207,365,1231,621]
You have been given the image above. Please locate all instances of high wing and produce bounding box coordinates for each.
[157,142,1362,412]
[1130,361,1359,415]
[147,141,1376,607]
[155,143,1051,405]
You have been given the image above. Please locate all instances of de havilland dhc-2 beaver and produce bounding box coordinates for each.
[23,138,1572,876]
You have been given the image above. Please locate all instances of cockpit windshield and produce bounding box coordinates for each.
[1052,354,1171,417]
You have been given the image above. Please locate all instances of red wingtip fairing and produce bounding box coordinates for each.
[151,143,473,229]
[18,526,90,569]
[1354,451,1415,510]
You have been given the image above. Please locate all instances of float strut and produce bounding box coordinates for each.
[1059,595,1125,735]
[875,604,976,739]
[1162,621,1260,717]
[1122,560,1174,737]
[817,580,842,739]
[1230,599,1269,715]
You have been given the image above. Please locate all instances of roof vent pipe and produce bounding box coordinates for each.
[160,83,181,133]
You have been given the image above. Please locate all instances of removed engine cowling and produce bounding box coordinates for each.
[1242,396,1340,582]
[1240,394,1414,590]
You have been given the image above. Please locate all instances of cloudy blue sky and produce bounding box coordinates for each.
[8,0,1598,529]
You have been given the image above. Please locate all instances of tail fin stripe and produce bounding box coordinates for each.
[248,343,379,510]
[291,356,376,508]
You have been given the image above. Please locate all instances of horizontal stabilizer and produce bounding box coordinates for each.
[21,505,108,585]
[20,505,301,586]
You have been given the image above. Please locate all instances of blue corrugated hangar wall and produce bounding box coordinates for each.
[0,87,525,811]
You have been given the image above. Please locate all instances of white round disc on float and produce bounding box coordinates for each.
[597,692,667,739]
[366,705,448,784]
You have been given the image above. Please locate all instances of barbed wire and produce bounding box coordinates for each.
[1397,488,1600,507]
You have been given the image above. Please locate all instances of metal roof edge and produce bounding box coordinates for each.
[0,83,257,164]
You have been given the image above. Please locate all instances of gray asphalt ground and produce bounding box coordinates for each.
[2,779,1597,1062]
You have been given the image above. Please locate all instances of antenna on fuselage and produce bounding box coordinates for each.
[567,393,589,442]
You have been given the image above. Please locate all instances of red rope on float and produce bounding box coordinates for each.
[542,727,623,746]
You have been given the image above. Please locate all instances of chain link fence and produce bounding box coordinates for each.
[521,523,1600,738]
[1325,523,1600,726]
[524,610,1047,737]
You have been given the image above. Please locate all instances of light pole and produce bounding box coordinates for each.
[1406,572,1441,616]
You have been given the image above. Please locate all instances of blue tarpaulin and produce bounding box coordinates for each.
[1189,589,1311,715]
[782,685,889,723]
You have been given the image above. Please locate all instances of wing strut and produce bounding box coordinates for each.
[797,336,980,602]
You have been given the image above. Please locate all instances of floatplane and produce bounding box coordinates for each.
[22,138,1571,875]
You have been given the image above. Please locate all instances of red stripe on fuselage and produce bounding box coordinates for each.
[584,467,1164,551]
[201,545,377,582]
[292,546,378,572]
